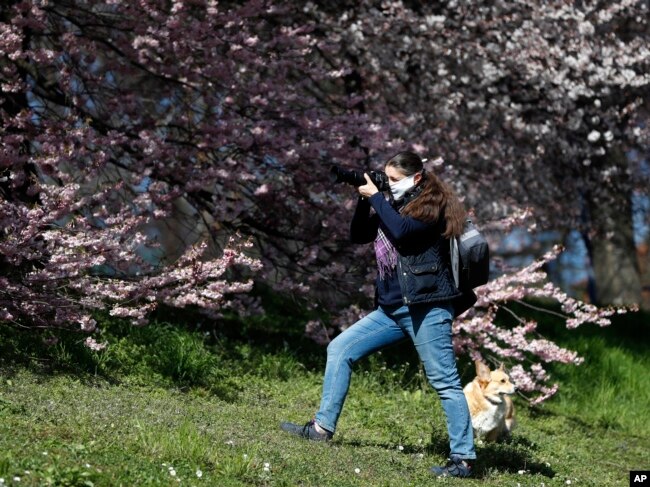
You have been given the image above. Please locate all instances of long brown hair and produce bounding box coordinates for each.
[385,151,466,238]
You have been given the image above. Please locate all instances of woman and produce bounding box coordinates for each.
[281,151,476,478]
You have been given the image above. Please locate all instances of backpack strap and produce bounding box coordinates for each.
[450,235,460,288]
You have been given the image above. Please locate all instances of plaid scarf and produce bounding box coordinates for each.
[374,227,398,280]
[373,182,426,280]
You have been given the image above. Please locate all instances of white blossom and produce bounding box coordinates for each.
[587,130,601,143]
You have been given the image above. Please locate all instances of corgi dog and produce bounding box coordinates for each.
[463,360,516,442]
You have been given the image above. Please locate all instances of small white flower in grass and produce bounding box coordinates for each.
[169,469,176,477]
[242,454,248,460]
[225,440,235,446]
[354,468,361,474]
[0,478,4,485]
[196,469,203,478]
[417,453,424,459]
[42,452,48,456]
[566,481,571,485]
[518,469,526,474]
[13,478,20,482]
[162,463,167,467]
[85,464,91,469]
[397,445,404,451]
[23,471,31,475]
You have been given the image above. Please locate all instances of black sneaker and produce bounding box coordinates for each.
[280,419,333,442]
[429,455,473,478]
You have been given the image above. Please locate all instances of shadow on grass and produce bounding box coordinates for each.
[0,324,121,385]
[426,429,555,479]
[338,433,555,479]
[0,285,331,400]
[472,437,555,478]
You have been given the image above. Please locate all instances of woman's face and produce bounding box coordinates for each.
[385,165,422,185]
[384,164,423,200]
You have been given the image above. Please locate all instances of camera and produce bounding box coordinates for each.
[329,165,390,191]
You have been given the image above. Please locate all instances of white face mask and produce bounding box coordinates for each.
[389,174,417,200]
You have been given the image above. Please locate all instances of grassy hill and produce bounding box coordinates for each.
[1,303,648,486]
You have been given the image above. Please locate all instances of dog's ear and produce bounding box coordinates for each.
[498,363,505,371]
[475,360,491,383]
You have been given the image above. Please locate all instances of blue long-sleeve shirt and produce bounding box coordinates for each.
[351,193,433,306]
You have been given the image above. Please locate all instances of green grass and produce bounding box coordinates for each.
[0,302,649,486]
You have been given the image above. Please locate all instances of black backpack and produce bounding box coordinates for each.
[450,219,490,291]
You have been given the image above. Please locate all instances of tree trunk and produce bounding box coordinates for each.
[587,148,642,306]
[638,236,650,310]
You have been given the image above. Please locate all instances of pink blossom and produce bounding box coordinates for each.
[84,337,107,351]
[79,316,97,332]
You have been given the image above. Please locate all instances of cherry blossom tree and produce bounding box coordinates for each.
[1,0,647,401]
[1,0,385,328]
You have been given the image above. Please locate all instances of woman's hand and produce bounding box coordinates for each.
[357,173,379,199]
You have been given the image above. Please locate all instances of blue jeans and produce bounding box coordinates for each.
[314,303,476,459]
